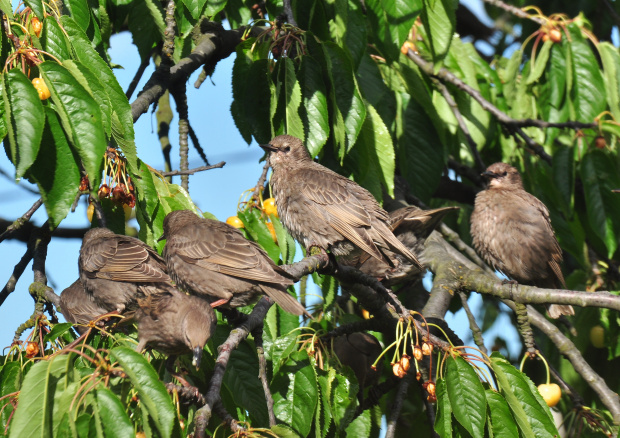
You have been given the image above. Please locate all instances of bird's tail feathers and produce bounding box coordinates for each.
[260,284,309,317]
[547,304,575,319]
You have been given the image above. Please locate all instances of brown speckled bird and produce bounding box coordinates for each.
[57,279,109,334]
[343,206,459,285]
[260,135,422,270]
[470,162,574,319]
[161,210,306,315]
[79,228,174,314]
[135,290,216,369]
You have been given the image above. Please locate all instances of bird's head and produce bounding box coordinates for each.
[260,135,311,169]
[183,297,217,370]
[481,162,523,189]
[161,209,199,241]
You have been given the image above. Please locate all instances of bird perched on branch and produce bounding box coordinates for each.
[46,279,110,335]
[342,206,459,286]
[260,135,422,271]
[135,290,216,369]
[78,228,174,315]
[470,162,574,319]
[161,210,307,316]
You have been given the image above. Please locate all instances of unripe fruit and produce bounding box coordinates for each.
[538,383,561,407]
[263,198,278,217]
[590,325,605,349]
[226,216,244,229]
[87,203,95,223]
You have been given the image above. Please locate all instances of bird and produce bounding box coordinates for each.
[260,135,422,271]
[161,210,307,316]
[78,227,174,315]
[342,206,459,285]
[54,279,110,334]
[470,162,574,319]
[134,289,217,369]
[333,332,383,399]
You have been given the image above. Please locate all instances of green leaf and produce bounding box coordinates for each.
[0,0,13,18]
[25,0,44,20]
[204,0,227,17]
[598,42,620,121]
[364,0,422,62]
[64,0,91,32]
[274,58,305,140]
[322,42,366,159]
[345,102,395,202]
[8,355,72,438]
[43,322,75,344]
[271,214,295,264]
[270,330,298,376]
[62,17,138,175]
[135,160,166,251]
[421,0,456,63]
[445,355,486,438]
[526,40,553,85]
[398,98,444,203]
[490,353,558,438]
[299,54,329,157]
[485,390,519,438]
[580,149,620,258]
[568,28,606,122]
[26,107,80,228]
[0,362,21,432]
[41,18,73,61]
[128,0,165,60]
[2,69,45,179]
[110,347,176,438]
[345,409,371,437]
[434,378,452,437]
[62,60,112,137]
[39,61,106,188]
[223,339,269,425]
[96,388,134,438]
[183,0,207,19]
[330,366,358,431]
[272,351,319,437]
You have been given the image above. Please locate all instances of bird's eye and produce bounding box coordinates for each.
[284,146,291,152]
[502,171,508,176]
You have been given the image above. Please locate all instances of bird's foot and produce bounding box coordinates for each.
[308,245,327,257]
[501,279,518,286]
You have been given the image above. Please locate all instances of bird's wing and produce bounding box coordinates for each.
[299,168,388,261]
[171,222,292,285]
[95,238,170,283]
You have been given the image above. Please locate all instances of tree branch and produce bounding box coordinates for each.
[158,161,226,177]
[0,198,43,244]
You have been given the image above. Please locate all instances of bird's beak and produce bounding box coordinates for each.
[260,143,277,152]
[192,346,203,370]
[157,234,166,242]
[481,171,498,180]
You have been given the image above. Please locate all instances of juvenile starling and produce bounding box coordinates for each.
[135,290,216,369]
[333,332,383,392]
[343,206,459,285]
[470,162,574,318]
[79,228,173,314]
[161,210,306,315]
[57,279,109,334]
[261,135,422,270]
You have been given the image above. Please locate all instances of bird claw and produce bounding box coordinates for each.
[209,298,230,308]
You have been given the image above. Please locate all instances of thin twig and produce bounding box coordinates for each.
[251,162,270,205]
[0,246,34,307]
[0,198,43,244]
[458,291,487,354]
[0,167,39,194]
[282,0,298,26]
[188,123,209,166]
[385,376,410,438]
[162,0,176,63]
[254,329,276,427]
[125,54,151,100]
[156,89,173,179]
[481,0,544,24]
[159,161,226,177]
